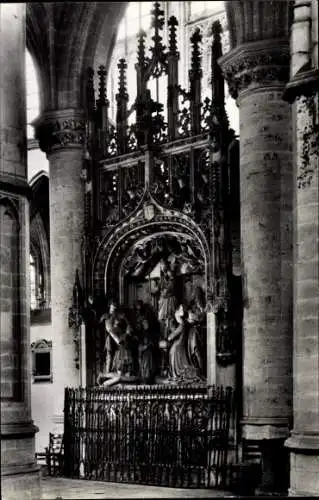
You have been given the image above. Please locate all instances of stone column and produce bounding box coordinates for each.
[220,39,293,493]
[0,4,40,499]
[35,109,86,428]
[284,0,319,495]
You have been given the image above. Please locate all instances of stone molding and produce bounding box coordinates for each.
[285,431,319,452]
[284,68,319,103]
[1,422,39,438]
[0,175,33,199]
[241,416,291,440]
[219,39,290,99]
[33,108,86,155]
[1,463,40,477]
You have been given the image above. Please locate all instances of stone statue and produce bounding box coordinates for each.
[133,299,158,382]
[137,317,156,384]
[97,301,138,386]
[167,304,205,383]
[167,304,190,380]
[153,259,178,340]
[187,286,206,376]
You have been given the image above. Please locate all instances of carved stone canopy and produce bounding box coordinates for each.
[219,39,290,100]
[122,233,205,280]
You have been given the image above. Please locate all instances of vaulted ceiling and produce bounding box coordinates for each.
[26,2,126,111]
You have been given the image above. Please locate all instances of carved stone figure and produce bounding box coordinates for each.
[137,318,156,384]
[97,301,138,386]
[132,299,159,382]
[154,260,179,339]
[187,286,207,376]
[167,304,191,380]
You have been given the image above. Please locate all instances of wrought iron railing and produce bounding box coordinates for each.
[63,384,234,489]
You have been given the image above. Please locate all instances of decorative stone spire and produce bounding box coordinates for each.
[137,29,147,67]
[116,58,129,155]
[168,15,178,56]
[117,58,128,98]
[97,65,107,106]
[151,1,165,53]
[190,28,202,76]
[211,20,224,107]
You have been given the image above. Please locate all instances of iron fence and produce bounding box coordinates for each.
[63,384,233,489]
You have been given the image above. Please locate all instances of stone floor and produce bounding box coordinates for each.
[41,477,235,499]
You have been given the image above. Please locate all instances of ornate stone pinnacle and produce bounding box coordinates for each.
[212,19,222,40]
[117,58,128,98]
[137,29,147,66]
[151,2,165,32]
[190,28,202,75]
[168,16,178,55]
[151,1,165,55]
[97,65,107,105]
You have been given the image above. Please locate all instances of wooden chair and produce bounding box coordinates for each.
[46,433,64,476]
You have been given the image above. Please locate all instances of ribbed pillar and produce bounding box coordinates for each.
[220,38,293,493]
[284,0,319,495]
[0,4,40,499]
[35,109,86,428]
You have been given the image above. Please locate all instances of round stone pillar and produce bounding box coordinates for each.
[0,4,40,499]
[220,40,293,493]
[284,0,319,495]
[35,109,86,428]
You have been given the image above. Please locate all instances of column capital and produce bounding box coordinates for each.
[219,39,290,100]
[33,108,86,156]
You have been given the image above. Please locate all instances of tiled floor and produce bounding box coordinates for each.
[41,477,235,499]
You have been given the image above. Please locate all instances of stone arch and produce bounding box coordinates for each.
[29,171,50,308]
[0,196,20,227]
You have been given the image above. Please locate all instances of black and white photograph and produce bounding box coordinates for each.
[1,1,318,498]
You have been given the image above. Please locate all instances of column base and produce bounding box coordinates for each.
[241,420,290,496]
[1,421,41,499]
[285,432,319,496]
[1,468,40,500]
[255,439,289,496]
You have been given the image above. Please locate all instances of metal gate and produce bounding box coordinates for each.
[63,385,233,489]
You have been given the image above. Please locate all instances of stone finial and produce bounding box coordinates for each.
[211,19,222,40]
[117,58,128,98]
[168,15,179,55]
[211,20,224,107]
[190,28,202,75]
[150,1,166,59]
[151,1,165,36]
[97,65,107,105]
[137,29,147,67]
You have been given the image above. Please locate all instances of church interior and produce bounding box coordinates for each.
[1,1,318,498]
